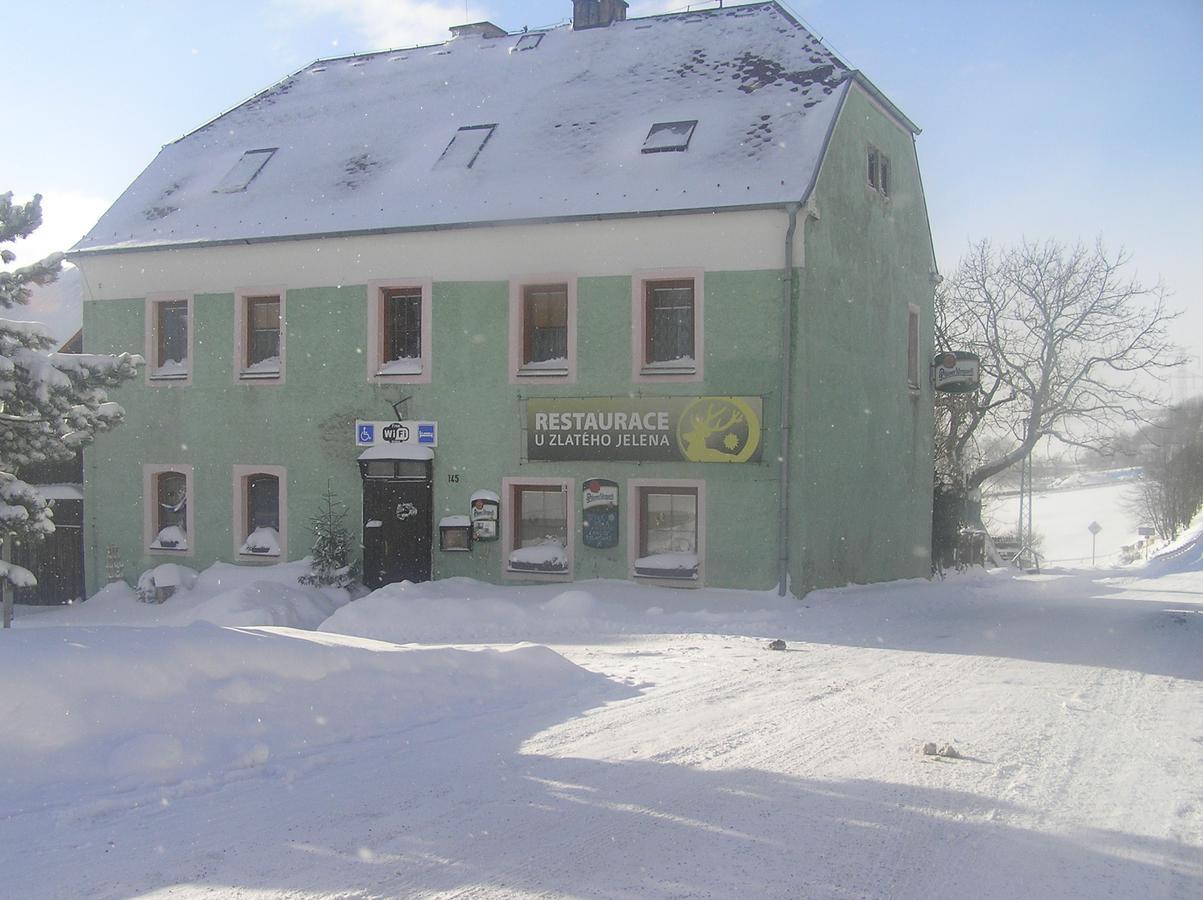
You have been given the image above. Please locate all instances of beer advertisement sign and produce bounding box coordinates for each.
[932,351,981,394]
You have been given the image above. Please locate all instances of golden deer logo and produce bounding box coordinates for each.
[676,397,761,463]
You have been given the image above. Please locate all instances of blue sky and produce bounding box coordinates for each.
[6,0,1201,388]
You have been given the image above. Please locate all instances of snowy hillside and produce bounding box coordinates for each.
[985,477,1143,566]
[3,536,1202,897]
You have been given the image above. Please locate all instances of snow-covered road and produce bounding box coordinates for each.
[3,560,1202,898]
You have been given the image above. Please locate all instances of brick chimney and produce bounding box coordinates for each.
[573,0,628,30]
[449,22,508,39]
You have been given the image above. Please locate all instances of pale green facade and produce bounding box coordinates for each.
[79,82,934,596]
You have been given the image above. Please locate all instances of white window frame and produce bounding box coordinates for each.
[508,275,577,383]
[632,269,704,383]
[367,278,432,384]
[232,464,288,562]
[145,292,193,386]
[907,303,921,391]
[627,478,706,586]
[501,476,574,581]
[234,286,286,385]
[143,463,195,557]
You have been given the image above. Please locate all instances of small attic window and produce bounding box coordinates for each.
[642,121,697,154]
[214,148,277,193]
[436,124,497,169]
[868,145,891,198]
[514,33,543,51]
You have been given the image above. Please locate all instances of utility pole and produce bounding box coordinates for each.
[2,534,12,629]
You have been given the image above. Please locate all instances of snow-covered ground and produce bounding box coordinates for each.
[4,526,1203,898]
[985,478,1143,566]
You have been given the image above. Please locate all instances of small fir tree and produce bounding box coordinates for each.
[1,192,141,625]
[299,481,358,588]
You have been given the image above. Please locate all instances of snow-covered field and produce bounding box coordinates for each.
[4,527,1203,899]
[985,478,1143,566]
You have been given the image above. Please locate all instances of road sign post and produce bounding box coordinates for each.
[1137,525,1155,560]
[1088,521,1102,566]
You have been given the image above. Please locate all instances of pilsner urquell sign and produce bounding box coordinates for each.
[527,397,763,463]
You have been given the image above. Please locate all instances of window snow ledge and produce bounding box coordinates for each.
[634,552,699,581]
[376,358,424,377]
[640,364,696,376]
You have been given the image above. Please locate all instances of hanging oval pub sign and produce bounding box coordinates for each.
[932,351,981,393]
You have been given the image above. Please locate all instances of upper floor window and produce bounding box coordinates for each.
[868,145,890,197]
[235,288,286,383]
[146,294,192,385]
[646,280,694,364]
[509,278,576,382]
[633,272,704,381]
[247,297,281,369]
[383,288,423,372]
[524,285,567,365]
[367,279,432,383]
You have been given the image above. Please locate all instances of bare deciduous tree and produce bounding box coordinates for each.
[1133,399,1203,540]
[935,239,1186,492]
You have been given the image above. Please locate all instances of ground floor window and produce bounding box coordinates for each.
[630,480,703,580]
[144,464,193,554]
[503,478,572,576]
[233,465,287,559]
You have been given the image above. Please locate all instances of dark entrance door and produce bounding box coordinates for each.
[360,457,433,589]
[14,499,85,605]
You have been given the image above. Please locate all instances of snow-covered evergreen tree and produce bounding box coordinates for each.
[1,191,142,603]
[298,482,358,588]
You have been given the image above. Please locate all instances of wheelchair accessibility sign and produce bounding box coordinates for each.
[355,420,438,447]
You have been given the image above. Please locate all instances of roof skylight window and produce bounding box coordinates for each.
[436,124,497,169]
[514,33,544,51]
[214,148,277,193]
[641,121,698,154]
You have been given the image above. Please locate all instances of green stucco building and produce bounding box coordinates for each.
[71,1,936,596]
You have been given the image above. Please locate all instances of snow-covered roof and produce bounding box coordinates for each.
[73,2,874,255]
[358,444,435,461]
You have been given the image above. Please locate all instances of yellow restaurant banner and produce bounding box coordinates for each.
[526,397,763,463]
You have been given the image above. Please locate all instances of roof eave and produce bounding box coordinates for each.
[849,71,921,135]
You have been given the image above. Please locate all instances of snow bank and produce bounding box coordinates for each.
[0,624,597,797]
[18,559,349,630]
[320,577,799,645]
[1144,509,1203,575]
